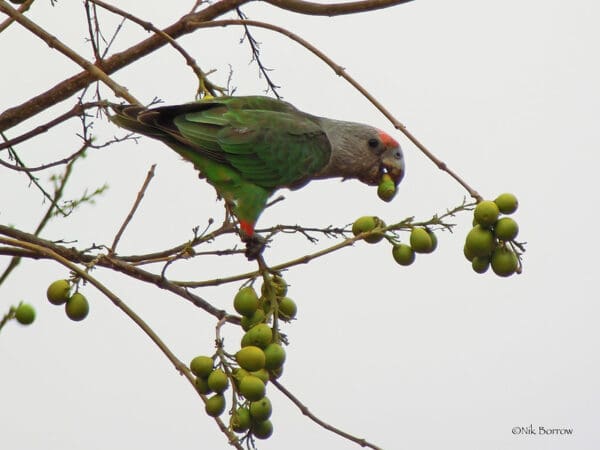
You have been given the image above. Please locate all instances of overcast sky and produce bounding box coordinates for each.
[1,1,599,449]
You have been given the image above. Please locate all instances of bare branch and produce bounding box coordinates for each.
[0,0,250,132]
[272,379,383,449]
[0,0,139,104]
[0,101,104,151]
[110,164,156,254]
[265,0,415,16]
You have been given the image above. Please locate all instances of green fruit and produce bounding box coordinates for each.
[205,394,226,417]
[234,287,259,317]
[377,173,397,202]
[494,193,519,214]
[252,419,274,439]
[46,279,70,305]
[278,297,297,321]
[195,376,212,394]
[392,244,415,266]
[230,407,252,432]
[241,323,273,349]
[465,226,496,257]
[409,228,433,253]
[471,256,490,274]
[250,397,272,422]
[207,369,229,393]
[352,216,385,243]
[474,200,500,228]
[241,309,265,331]
[190,356,214,378]
[236,346,266,371]
[263,343,286,370]
[250,368,270,384]
[491,247,519,277]
[15,303,35,325]
[65,293,89,321]
[239,375,266,401]
[352,216,377,235]
[494,217,519,241]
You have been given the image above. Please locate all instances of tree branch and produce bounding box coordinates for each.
[264,0,415,16]
[0,0,250,132]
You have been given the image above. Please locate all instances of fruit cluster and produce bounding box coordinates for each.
[190,275,295,443]
[351,216,438,267]
[46,279,90,321]
[463,193,521,277]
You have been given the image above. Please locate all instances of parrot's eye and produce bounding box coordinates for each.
[368,138,380,149]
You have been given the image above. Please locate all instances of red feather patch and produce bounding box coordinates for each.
[377,130,399,148]
[239,220,255,237]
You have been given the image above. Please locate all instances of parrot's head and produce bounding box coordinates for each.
[316,119,405,189]
[372,130,405,187]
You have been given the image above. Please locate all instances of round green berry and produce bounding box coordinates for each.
[471,256,490,274]
[15,303,35,325]
[352,216,385,243]
[392,243,415,266]
[494,193,519,214]
[494,217,519,241]
[230,407,251,432]
[263,343,286,370]
[241,323,273,349]
[465,226,496,257]
[409,228,434,253]
[234,287,259,317]
[65,292,89,321]
[236,346,266,371]
[491,246,519,277]
[207,369,229,393]
[239,375,266,401]
[377,173,397,202]
[252,419,274,439]
[474,200,500,228]
[190,356,214,378]
[205,394,226,417]
[250,397,272,422]
[278,297,297,321]
[46,279,70,305]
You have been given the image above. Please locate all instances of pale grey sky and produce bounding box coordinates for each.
[1,1,598,449]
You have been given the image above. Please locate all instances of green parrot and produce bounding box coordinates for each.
[110,96,405,258]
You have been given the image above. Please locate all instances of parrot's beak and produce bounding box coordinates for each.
[381,146,405,185]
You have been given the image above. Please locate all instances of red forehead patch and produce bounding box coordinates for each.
[377,130,399,148]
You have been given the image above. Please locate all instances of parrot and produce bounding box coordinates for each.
[110,95,405,258]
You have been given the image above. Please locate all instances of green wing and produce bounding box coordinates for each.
[125,96,332,190]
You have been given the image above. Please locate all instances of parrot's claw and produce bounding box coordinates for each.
[244,234,267,260]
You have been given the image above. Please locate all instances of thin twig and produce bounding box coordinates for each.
[88,0,225,97]
[0,0,139,104]
[272,379,383,449]
[110,164,156,254]
[236,7,281,97]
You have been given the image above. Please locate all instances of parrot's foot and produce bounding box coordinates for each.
[243,234,267,260]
